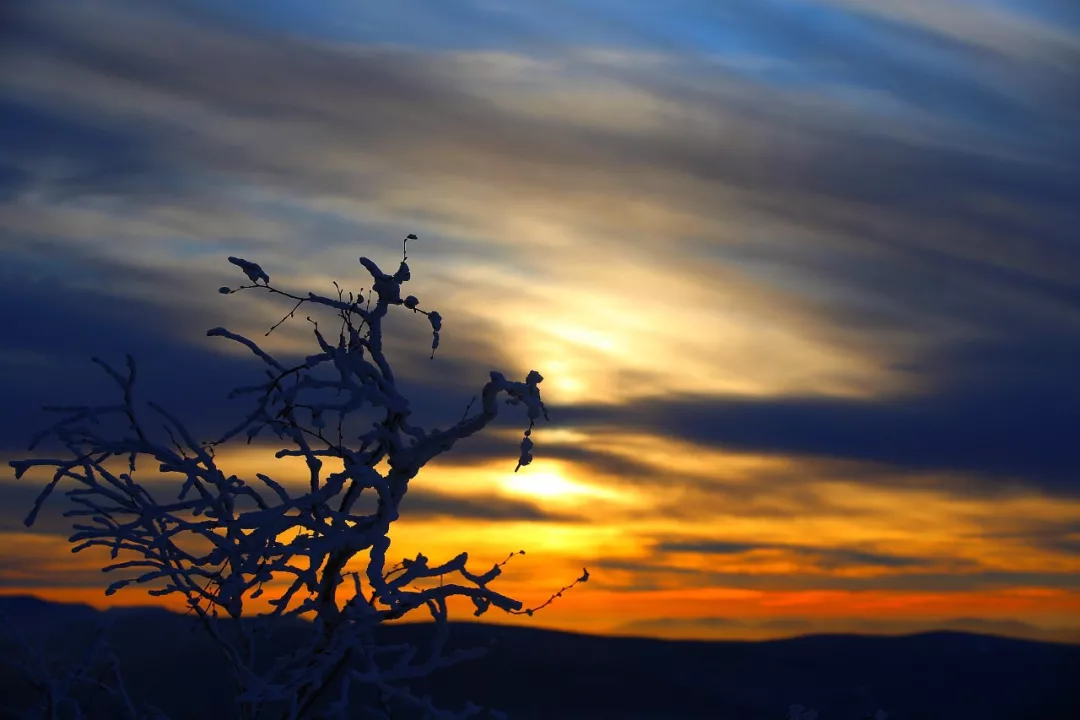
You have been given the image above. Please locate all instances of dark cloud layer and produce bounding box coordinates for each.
[654,540,932,570]
[591,558,1080,593]
[556,376,1080,498]
[0,267,268,452]
[0,241,523,456]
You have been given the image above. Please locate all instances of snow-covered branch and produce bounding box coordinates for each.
[11,236,587,720]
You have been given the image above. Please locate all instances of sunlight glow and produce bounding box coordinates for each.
[498,468,624,503]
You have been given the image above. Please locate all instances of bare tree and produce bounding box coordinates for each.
[10,236,588,720]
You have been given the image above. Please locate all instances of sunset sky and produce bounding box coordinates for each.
[1,0,1079,644]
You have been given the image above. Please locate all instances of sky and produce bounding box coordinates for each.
[1,0,1078,644]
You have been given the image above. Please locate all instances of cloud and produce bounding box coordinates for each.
[595,562,1080,593]
[398,487,580,523]
[655,539,945,570]
[1,0,1078,634]
[0,478,576,543]
[422,429,661,482]
[2,0,1075,406]
[0,264,282,452]
[617,615,744,632]
[0,233,530,456]
[556,383,1080,498]
[0,532,114,588]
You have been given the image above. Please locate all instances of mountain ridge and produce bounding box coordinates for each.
[1,595,1077,719]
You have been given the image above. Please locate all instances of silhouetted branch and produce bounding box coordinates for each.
[11,236,585,720]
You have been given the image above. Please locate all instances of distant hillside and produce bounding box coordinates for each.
[0,596,1077,719]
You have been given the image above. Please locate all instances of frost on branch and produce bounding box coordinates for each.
[10,235,586,720]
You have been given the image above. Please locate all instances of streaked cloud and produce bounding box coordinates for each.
[1,0,1077,642]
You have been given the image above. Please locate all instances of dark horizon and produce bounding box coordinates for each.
[2,595,1078,719]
